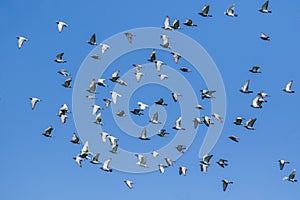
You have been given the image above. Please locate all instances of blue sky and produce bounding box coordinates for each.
[1,0,299,199]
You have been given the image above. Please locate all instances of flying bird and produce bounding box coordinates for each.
[89,153,100,164]
[60,114,68,124]
[100,158,113,172]
[58,69,70,76]
[139,128,150,140]
[42,125,53,137]
[116,78,128,86]
[138,101,148,110]
[195,105,205,110]
[73,156,83,167]
[54,52,66,63]
[135,72,144,83]
[116,110,126,117]
[135,154,148,168]
[249,66,261,73]
[172,92,182,102]
[90,54,100,60]
[110,91,122,104]
[240,80,253,94]
[222,179,233,191]
[260,32,270,41]
[158,74,168,80]
[100,132,110,143]
[200,163,209,174]
[124,32,135,43]
[165,157,174,166]
[180,67,192,72]
[130,108,144,116]
[283,169,297,182]
[16,36,28,49]
[259,1,272,13]
[109,70,120,82]
[158,129,169,137]
[110,143,118,154]
[148,49,156,62]
[149,112,161,124]
[212,113,223,123]
[62,77,72,88]
[80,141,91,159]
[278,159,290,170]
[224,4,238,17]
[87,34,98,45]
[234,117,244,126]
[251,95,267,108]
[171,19,181,30]
[86,79,97,94]
[183,18,197,27]
[201,90,216,99]
[228,135,239,143]
[154,60,165,72]
[91,104,103,115]
[158,164,167,173]
[94,113,103,125]
[244,118,257,130]
[151,151,160,157]
[70,133,80,144]
[283,80,295,93]
[201,154,213,165]
[217,159,228,168]
[56,21,68,33]
[155,98,167,106]
[179,166,188,176]
[193,117,202,129]
[171,52,181,64]
[124,180,134,189]
[108,135,118,146]
[162,16,173,30]
[173,116,185,130]
[199,5,212,17]
[202,116,214,127]
[160,34,171,49]
[176,145,186,153]
[30,97,41,110]
[103,98,112,108]
[100,43,110,54]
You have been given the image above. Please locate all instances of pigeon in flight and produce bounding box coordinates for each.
[160,34,171,49]
[171,52,181,64]
[183,18,197,27]
[103,98,112,108]
[124,180,134,189]
[94,113,103,125]
[124,32,135,43]
[212,113,223,123]
[172,92,182,102]
[110,143,118,154]
[54,52,66,63]
[162,16,173,30]
[108,135,118,146]
[260,32,270,41]
[139,128,150,140]
[195,104,205,110]
[158,74,168,80]
[70,133,80,144]
[158,164,167,173]
[62,77,72,88]
[130,108,144,116]
[193,117,202,129]
[42,125,53,137]
[100,132,110,143]
[278,159,290,170]
[149,112,161,124]
[179,166,188,176]
[60,114,68,124]
[200,163,209,174]
[91,104,103,115]
[180,67,192,72]
[224,4,238,17]
[173,116,185,130]
[110,91,122,104]
[58,69,70,76]
[244,118,257,130]
[116,110,126,117]
[157,129,169,137]
[116,78,128,86]
[138,102,148,110]
[201,154,213,165]
[233,117,244,126]
[135,72,144,83]
[151,151,160,157]
[100,43,110,54]
[176,145,186,153]
[16,36,28,49]
[201,90,216,99]
[155,98,167,106]
[217,159,228,168]
[202,116,214,127]
[30,97,41,110]
[90,54,100,60]
[73,156,83,168]
[100,158,113,172]
[56,21,68,33]
[240,80,253,94]
[90,153,100,164]
[148,49,156,62]
[171,18,181,30]
[109,70,120,82]
[283,80,295,93]
[228,135,239,143]
[251,94,267,108]
[283,169,297,182]
[258,1,272,13]
[222,179,233,191]
[135,154,148,168]
[199,5,212,17]
[80,141,91,159]
[154,60,165,72]
[165,157,174,166]
[87,34,98,45]
[249,66,261,73]
[86,79,97,94]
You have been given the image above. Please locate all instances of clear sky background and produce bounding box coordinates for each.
[1,0,299,199]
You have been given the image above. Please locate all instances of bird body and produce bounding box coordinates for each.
[56,21,68,33]
[259,1,272,13]
[199,5,212,17]
[30,97,41,110]
[16,36,28,49]
[173,116,185,130]
[224,4,238,17]
[283,80,295,93]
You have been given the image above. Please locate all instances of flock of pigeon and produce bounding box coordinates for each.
[22,0,297,191]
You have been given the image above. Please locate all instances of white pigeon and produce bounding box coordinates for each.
[139,128,150,140]
[54,52,66,63]
[260,32,270,41]
[171,52,181,64]
[158,74,168,80]
[116,78,128,86]
[179,166,188,176]
[222,179,233,191]
[240,80,253,94]
[42,125,53,137]
[173,116,185,130]
[94,113,103,125]
[224,4,238,17]
[202,116,214,127]
[251,95,267,108]
[172,92,182,102]
[56,21,68,33]
[73,156,83,167]
[135,154,148,168]
[135,72,144,83]
[201,90,216,99]
[30,97,41,110]
[16,36,28,49]
[100,158,112,172]
[154,60,165,72]
[80,141,91,159]
[138,101,148,110]
[57,103,70,117]
[158,164,167,173]
[283,169,297,182]
[109,70,120,82]
[124,180,134,189]
[92,105,103,115]
[87,79,97,94]
[97,78,108,87]
[165,157,174,166]
[160,34,171,49]
[132,64,144,73]
[259,1,272,13]
[149,112,161,124]
[100,132,110,143]
[100,43,110,54]
[193,117,202,129]
[162,16,173,30]
[151,151,160,157]
[60,114,68,124]
[283,80,295,93]
[110,91,122,104]
[124,32,135,43]
[90,153,100,164]
[199,5,212,17]
[212,113,223,123]
[244,118,257,130]
[278,159,290,170]
[200,163,209,174]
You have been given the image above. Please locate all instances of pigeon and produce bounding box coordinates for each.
[158,164,167,173]
[30,97,41,110]
[90,153,100,164]
[86,95,96,100]
[109,70,120,82]
[199,5,212,17]
[60,114,68,124]
[80,141,91,159]
[116,79,128,86]
[155,98,167,106]
[200,163,209,174]
[158,74,168,80]
[87,34,98,45]
[233,117,244,125]
[171,19,181,30]
[91,105,103,115]
[172,92,182,102]
[151,151,160,157]
[160,34,171,49]
[222,179,233,191]
[103,99,112,108]
[158,129,169,137]
[87,79,97,94]
[91,54,100,60]
[132,64,144,73]
[135,154,148,168]
[183,18,197,27]
[278,160,290,170]
[73,156,83,167]
[260,32,270,41]
[240,80,253,94]
[251,95,267,108]
[259,1,272,13]
[100,43,110,54]
[139,128,150,140]
[107,135,118,146]
[57,103,70,116]
[116,110,126,117]
[100,132,110,143]
[16,36,28,49]
[195,105,205,110]
[249,66,261,73]
[165,158,174,166]
[100,158,113,172]
[201,90,216,99]
[228,135,239,143]
[283,169,297,182]
[193,118,202,129]
[138,102,148,110]
[258,91,270,98]
[135,72,144,82]
[70,133,80,144]
[179,166,188,176]
[154,60,165,72]
[148,49,156,62]
[130,108,144,116]
[124,180,134,189]
[201,154,213,165]
[42,126,53,137]
[162,16,173,30]
[173,116,185,130]
[56,21,68,33]
[180,67,192,72]
[94,113,103,125]
[54,52,66,63]
[149,112,161,124]
[283,80,295,93]
[212,113,223,123]
[176,145,186,153]
[224,4,238,17]
[244,118,257,130]
[217,159,228,168]
[110,91,122,104]
[58,69,70,76]
[171,52,181,64]
[62,77,72,88]
[124,32,135,43]
[110,143,118,154]
[202,116,214,127]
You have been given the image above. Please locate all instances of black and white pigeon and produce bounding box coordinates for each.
[139,128,150,140]
[155,98,167,106]
[148,49,156,62]
[62,77,72,88]
[217,159,228,168]
[90,153,100,164]
[224,4,238,17]
[70,133,80,144]
[283,169,297,182]
[183,18,197,27]
[222,179,233,191]
[30,97,41,110]
[54,52,66,63]
[240,80,253,94]
[258,1,272,13]
[199,5,212,17]
[100,158,113,172]
[162,16,173,30]
[42,126,53,137]
[87,34,98,45]
[260,32,270,41]
[16,36,28,49]
[278,159,290,170]
[244,118,257,130]
[249,66,261,73]
[283,80,295,93]
[130,108,144,116]
[56,21,68,33]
